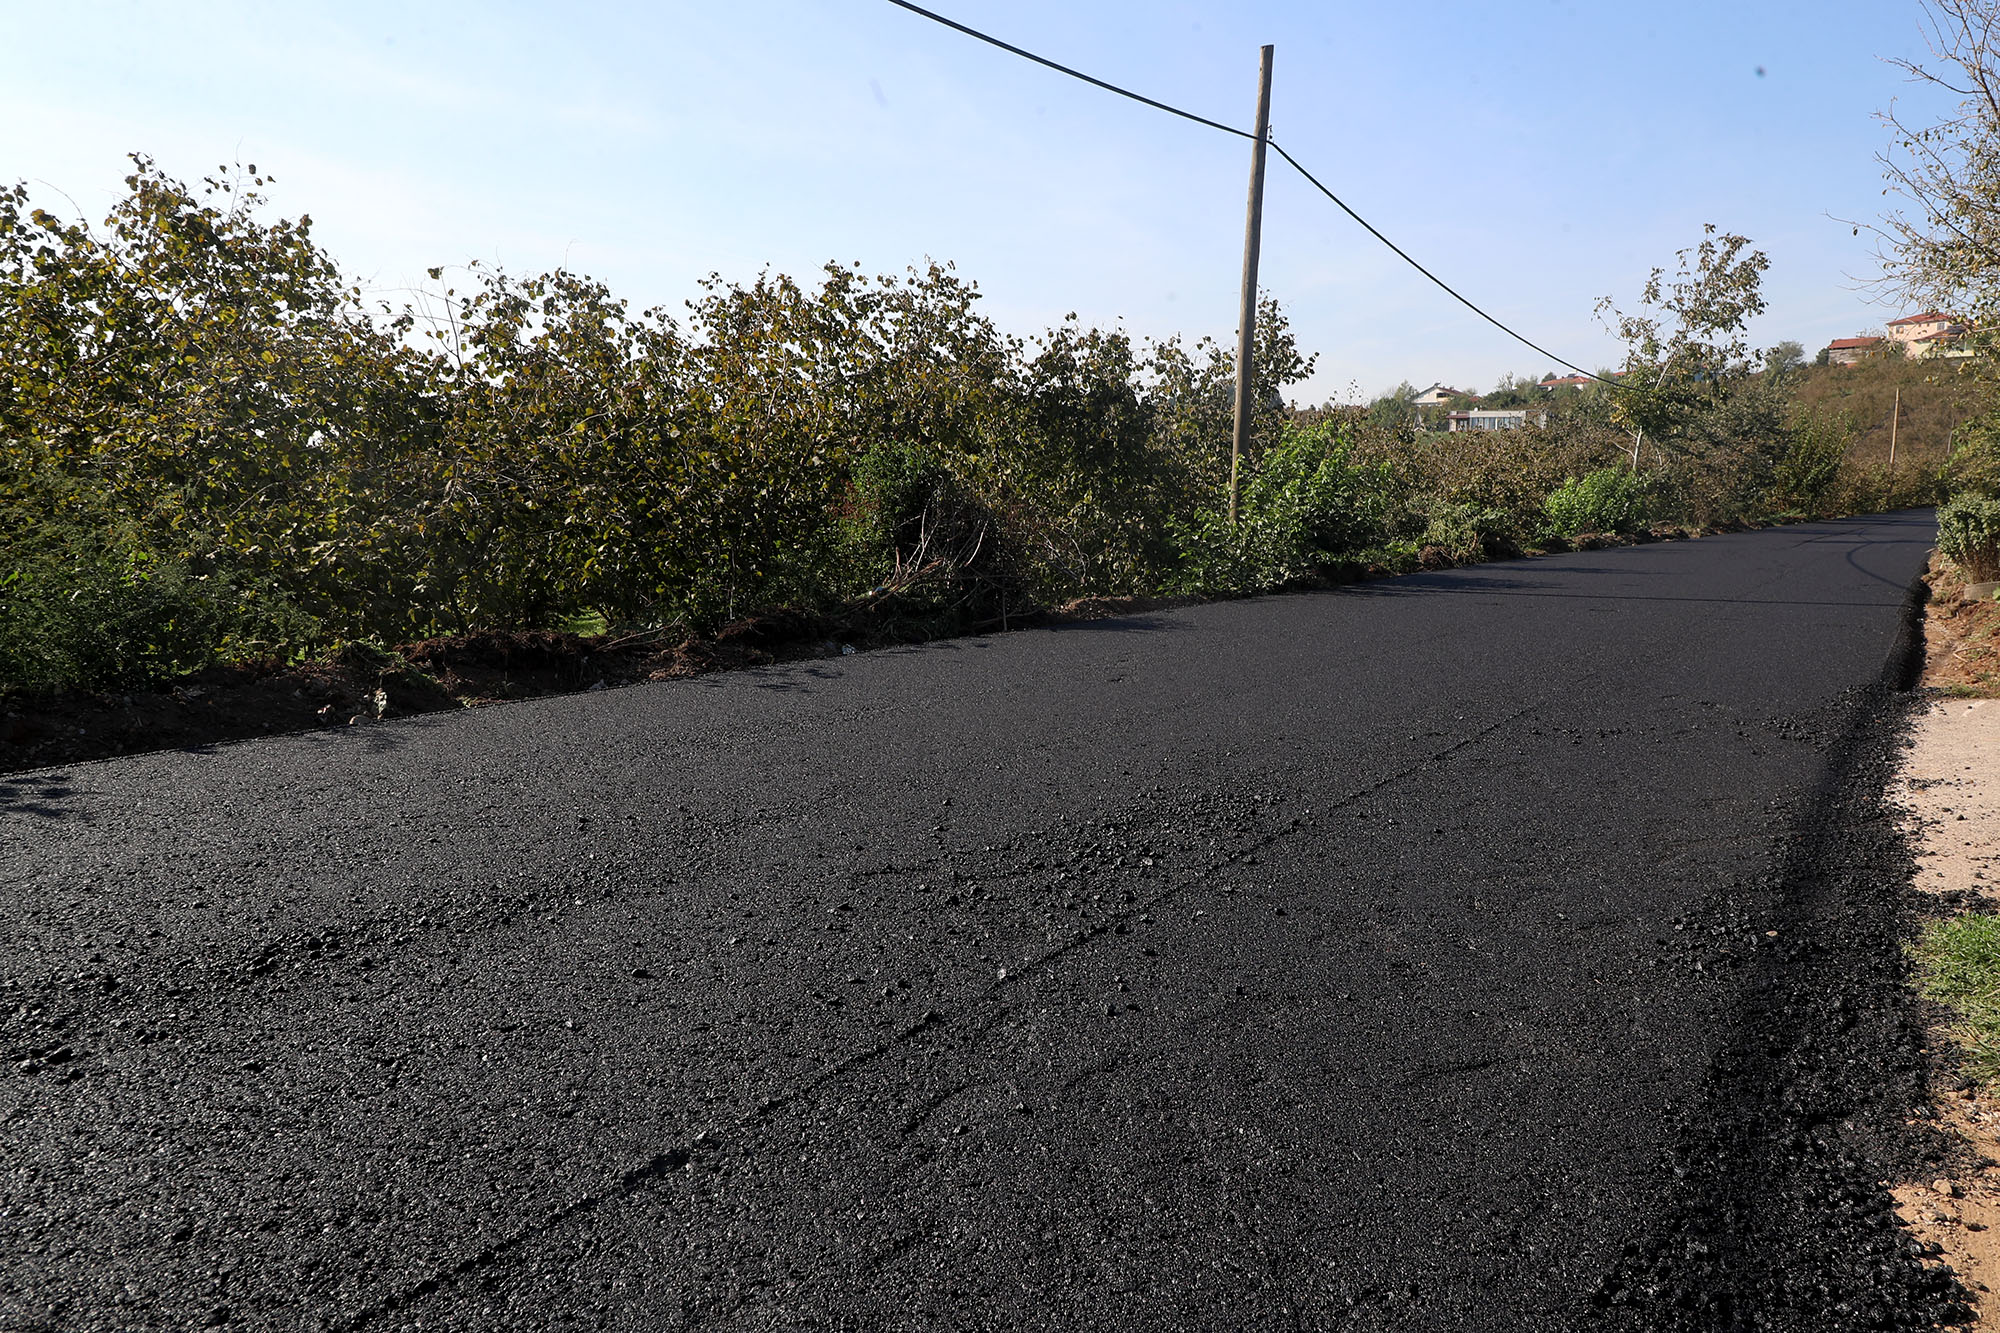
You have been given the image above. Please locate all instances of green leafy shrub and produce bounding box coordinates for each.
[1948,425,2000,500]
[0,550,315,697]
[1939,492,2000,581]
[1417,500,1515,564]
[1168,419,1392,594]
[1362,410,1620,557]
[839,437,1005,622]
[1544,467,1644,537]
[1252,420,1394,561]
[1365,539,1422,575]
[1819,461,1948,523]
[848,440,956,569]
[1768,414,1849,516]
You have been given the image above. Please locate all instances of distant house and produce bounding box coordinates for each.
[1538,373,1596,390]
[1913,326,1974,359]
[1446,407,1545,432]
[1825,336,1883,367]
[1884,312,1973,358]
[1888,312,1955,349]
[1412,383,1472,408]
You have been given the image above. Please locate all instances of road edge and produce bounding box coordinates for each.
[1591,563,1971,1327]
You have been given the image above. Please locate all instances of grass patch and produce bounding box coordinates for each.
[1913,913,2000,1086]
[557,609,611,637]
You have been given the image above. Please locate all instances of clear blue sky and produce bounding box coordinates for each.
[0,1,1960,403]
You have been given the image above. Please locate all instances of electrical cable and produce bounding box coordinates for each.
[882,0,1626,390]
[1264,142,1619,387]
[882,0,1254,141]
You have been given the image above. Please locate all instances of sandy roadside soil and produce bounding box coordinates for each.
[1894,693,2000,1324]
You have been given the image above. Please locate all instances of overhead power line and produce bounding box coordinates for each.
[1261,143,1616,387]
[882,0,1253,141]
[881,0,1624,390]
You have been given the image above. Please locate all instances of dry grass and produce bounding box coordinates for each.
[1793,353,1976,472]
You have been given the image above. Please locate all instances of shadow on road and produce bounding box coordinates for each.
[749,665,849,693]
[1047,615,1183,636]
[1844,545,1913,592]
[0,773,94,822]
[1350,575,1902,609]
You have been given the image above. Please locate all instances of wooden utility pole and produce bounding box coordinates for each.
[1889,385,1901,468]
[1228,45,1274,526]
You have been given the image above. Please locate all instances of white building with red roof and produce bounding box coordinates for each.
[1886,312,1969,357]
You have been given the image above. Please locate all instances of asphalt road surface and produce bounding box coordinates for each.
[2,510,1962,1332]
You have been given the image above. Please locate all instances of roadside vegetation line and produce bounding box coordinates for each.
[0,514,1843,778]
[1,156,1962,726]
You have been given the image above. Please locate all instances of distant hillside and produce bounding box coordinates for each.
[1792,354,1979,470]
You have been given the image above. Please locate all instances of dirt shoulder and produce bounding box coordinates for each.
[1893,562,2000,1324]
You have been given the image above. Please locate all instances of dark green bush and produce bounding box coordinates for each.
[0,548,315,697]
[1768,414,1848,515]
[1417,500,1515,563]
[1544,467,1643,537]
[1940,493,2000,581]
[1168,419,1393,594]
[1948,425,2000,499]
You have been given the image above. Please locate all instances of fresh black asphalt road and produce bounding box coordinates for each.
[1,510,1958,1331]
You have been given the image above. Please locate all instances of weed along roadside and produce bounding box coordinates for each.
[1894,545,2000,1322]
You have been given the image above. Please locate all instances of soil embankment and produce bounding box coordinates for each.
[1892,568,2000,1323]
[1923,551,2000,697]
